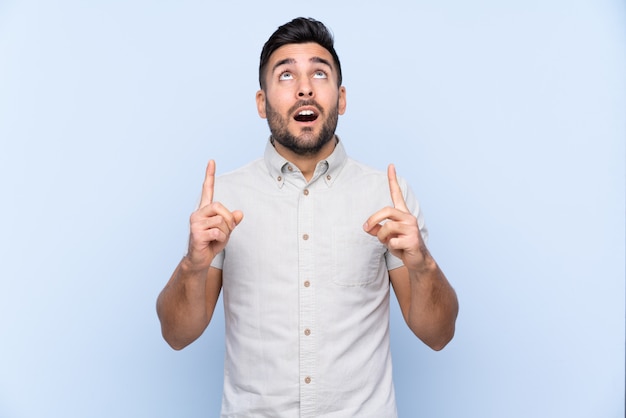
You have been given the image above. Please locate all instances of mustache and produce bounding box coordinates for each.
[288,100,324,115]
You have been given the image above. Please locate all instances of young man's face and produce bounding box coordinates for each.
[256,42,347,157]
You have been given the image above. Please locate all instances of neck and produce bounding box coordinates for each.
[272,136,337,182]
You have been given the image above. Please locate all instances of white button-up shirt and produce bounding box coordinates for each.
[211,139,427,417]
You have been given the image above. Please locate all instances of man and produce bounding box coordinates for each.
[157,17,458,417]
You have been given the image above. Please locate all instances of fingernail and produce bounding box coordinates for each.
[362,222,368,230]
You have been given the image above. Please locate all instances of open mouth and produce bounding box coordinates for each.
[294,109,319,123]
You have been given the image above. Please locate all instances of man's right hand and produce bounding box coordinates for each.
[186,160,244,270]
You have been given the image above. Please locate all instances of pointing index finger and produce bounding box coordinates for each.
[200,159,216,208]
[388,164,409,212]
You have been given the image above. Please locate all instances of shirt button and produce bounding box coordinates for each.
[287,165,293,171]
[303,189,309,196]
[304,280,310,287]
[302,234,309,240]
[304,328,311,336]
[277,176,282,181]
[304,376,311,384]
[326,175,331,180]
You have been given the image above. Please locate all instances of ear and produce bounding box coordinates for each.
[256,90,267,119]
[338,86,347,115]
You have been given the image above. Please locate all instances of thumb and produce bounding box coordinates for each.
[233,210,244,226]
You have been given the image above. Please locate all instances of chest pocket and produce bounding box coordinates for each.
[331,226,388,287]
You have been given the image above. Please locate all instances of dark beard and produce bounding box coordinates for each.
[265,99,339,156]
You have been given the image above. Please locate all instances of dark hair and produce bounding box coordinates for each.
[259,17,342,89]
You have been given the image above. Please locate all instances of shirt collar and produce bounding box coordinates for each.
[264,136,347,188]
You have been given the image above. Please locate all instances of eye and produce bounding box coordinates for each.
[279,72,294,81]
[313,70,327,79]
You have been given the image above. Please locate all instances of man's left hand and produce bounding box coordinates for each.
[363,164,428,272]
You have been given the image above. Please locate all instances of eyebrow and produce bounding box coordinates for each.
[271,56,333,74]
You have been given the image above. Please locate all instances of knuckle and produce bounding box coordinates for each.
[189,212,201,224]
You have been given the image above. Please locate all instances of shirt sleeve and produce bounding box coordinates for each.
[211,250,225,269]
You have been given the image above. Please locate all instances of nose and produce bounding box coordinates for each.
[297,80,314,97]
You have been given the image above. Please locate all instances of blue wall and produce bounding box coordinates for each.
[0,1,623,417]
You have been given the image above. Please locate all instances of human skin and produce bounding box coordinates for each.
[255,42,347,180]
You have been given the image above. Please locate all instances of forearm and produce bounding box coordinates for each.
[156,257,215,350]
[407,255,458,351]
